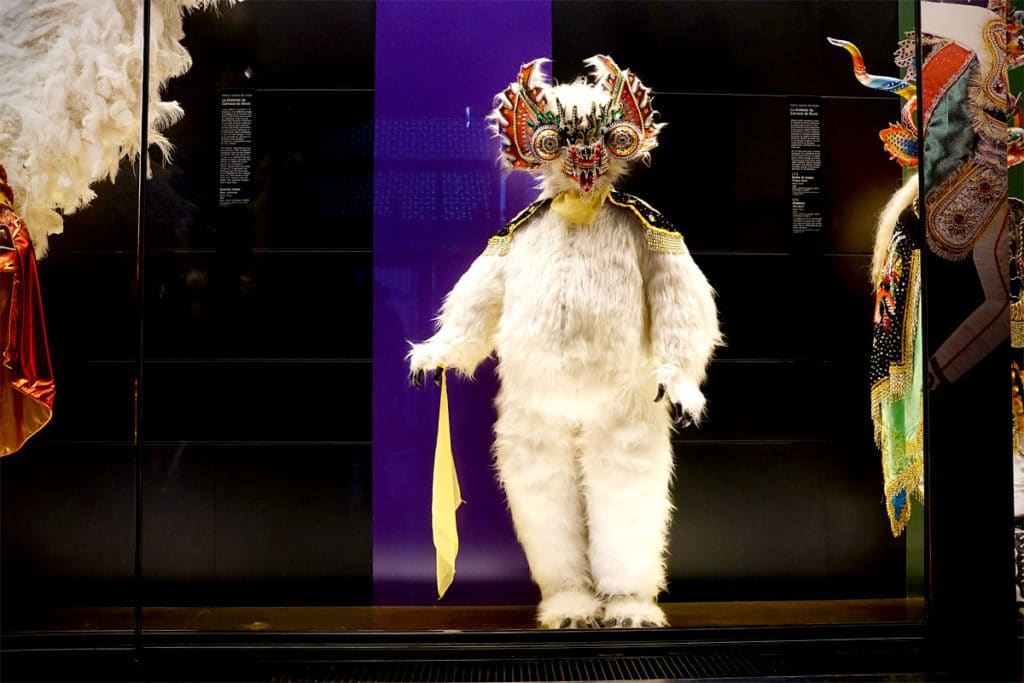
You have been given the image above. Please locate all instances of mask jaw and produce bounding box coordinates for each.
[563,142,609,195]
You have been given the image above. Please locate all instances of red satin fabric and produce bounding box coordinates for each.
[1,200,55,456]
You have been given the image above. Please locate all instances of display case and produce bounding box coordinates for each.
[1,1,1019,680]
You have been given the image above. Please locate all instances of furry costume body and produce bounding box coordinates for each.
[408,57,720,629]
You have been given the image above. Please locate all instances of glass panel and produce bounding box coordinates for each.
[135,0,927,633]
[2,0,940,641]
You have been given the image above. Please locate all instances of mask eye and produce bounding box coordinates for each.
[605,123,642,160]
[530,125,563,162]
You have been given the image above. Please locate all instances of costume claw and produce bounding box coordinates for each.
[669,402,688,426]
[601,616,655,628]
[672,403,692,428]
[410,369,425,387]
[657,384,695,427]
[602,596,667,627]
[538,590,603,629]
[434,367,444,386]
[554,616,599,629]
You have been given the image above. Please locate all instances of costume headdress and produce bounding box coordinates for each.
[827,37,919,167]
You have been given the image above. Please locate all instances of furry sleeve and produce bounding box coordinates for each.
[642,244,722,421]
[407,251,505,378]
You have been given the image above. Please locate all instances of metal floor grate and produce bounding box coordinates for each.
[266,652,773,682]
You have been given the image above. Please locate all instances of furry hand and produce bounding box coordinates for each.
[409,366,444,388]
[407,342,447,388]
[653,369,706,428]
[654,384,690,427]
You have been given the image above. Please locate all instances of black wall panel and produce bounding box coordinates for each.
[137,1,376,605]
[179,0,375,92]
[141,444,371,605]
[1,446,136,618]
[668,441,906,601]
[550,0,899,98]
[144,251,372,359]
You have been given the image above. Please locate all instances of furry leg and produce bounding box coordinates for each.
[578,397,674,627]
[493,401,600,629]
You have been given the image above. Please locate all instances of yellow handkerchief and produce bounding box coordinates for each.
[550,185,612,226]
[431,369,463,599]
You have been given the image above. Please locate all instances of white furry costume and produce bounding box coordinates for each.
[0,0,229,257]
[408,57,721,629]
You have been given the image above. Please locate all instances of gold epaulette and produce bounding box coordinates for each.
[607,191,685,254]
[482,198,551,256]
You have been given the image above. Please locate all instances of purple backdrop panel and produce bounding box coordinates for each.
[372,0,551,606]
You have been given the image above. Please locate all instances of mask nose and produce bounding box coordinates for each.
[576,145,594,162]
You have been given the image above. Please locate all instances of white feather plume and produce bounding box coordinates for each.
[0,0,232,257]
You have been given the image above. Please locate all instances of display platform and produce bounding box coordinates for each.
[1,600,939,683]
[2,601,1018,682]
[2,598,926,634]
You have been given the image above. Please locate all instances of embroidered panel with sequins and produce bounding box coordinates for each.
[1010,198,1024,348]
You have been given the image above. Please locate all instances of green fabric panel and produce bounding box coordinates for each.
[881,306,923,492]
[923,67,975,193]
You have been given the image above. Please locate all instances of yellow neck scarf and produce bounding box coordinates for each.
[550,185,612,226]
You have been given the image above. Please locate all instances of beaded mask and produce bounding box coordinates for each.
[489,56,663,197]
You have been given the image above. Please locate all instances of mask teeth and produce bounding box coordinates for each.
[579,167,595,193]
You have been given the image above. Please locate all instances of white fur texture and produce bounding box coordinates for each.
[871,174,919,285]
[0,0,230,257]
[408,202,721,627]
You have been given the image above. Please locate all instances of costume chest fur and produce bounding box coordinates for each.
[498,202,683,400]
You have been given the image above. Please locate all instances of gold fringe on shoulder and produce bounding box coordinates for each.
[482,236,511,257]
[644,228,684,255]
